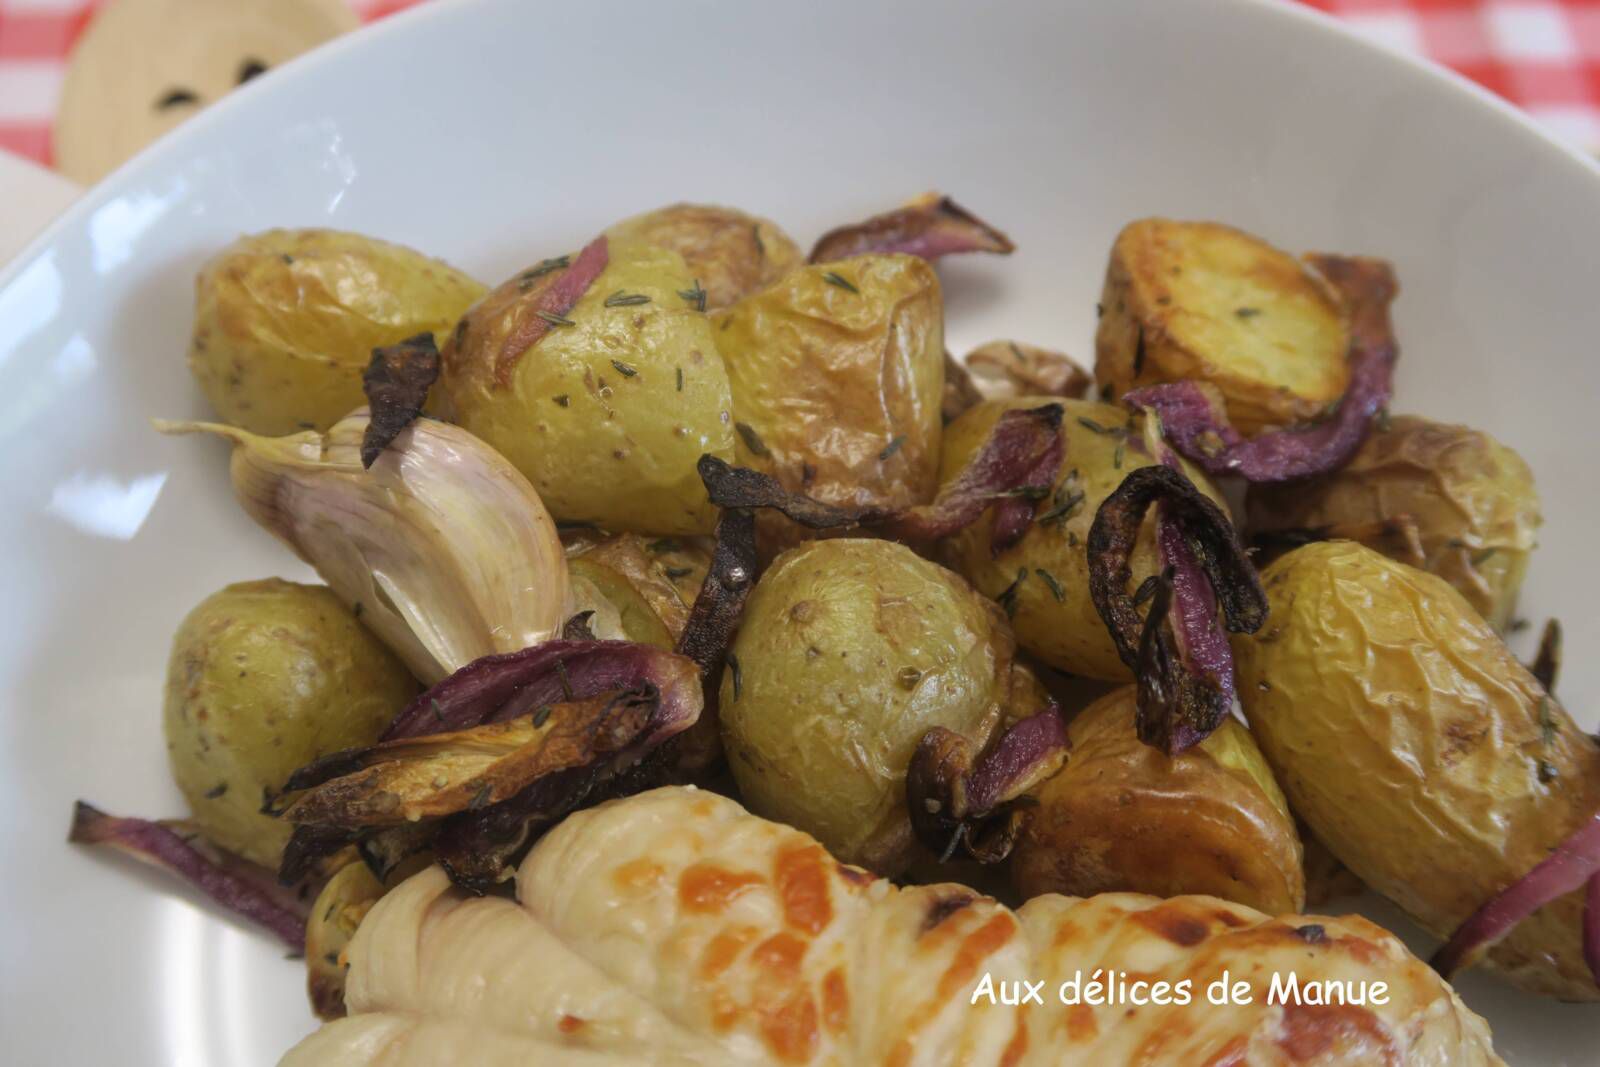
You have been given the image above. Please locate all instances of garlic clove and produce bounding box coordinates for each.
[156,411,568,683]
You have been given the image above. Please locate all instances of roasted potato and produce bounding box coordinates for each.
[163,579,418,867]
[1247,415,1540,630]
[188,229,486,436]
[305,860,383,1019]
[719,538,1013,874]
[938,396,1225,680]
[1234,541,1600,1000]
[564,532,709,648]
[1010,686,1303,914]
[606,203,802,311]
[441,239,737,535]
[1095,219,1350,435]
[711,255,944,552]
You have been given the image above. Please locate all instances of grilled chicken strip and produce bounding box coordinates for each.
[281,786,1500,1066]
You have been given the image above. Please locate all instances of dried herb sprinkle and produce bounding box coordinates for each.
[823,271,859,294]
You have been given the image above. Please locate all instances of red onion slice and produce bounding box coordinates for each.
[1431,811,1600,982]
[69,803,308,950]
[1123,255,1399,484]
[378,639,690,742]
[491,234,610,384]
[907,704,1070,864]
[1586,871,1600,984]
[1087,464,1266,753]
[698,404,1064,550]
[810,194,1014,263]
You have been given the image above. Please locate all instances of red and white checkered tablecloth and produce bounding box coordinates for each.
[1,0,1597,171]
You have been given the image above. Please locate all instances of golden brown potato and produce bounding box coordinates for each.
[937,397,1225,680]
[719,538,1013,874]
[1010,686,1304,914]
[188,229,486,436]
[606,203,802,310]
[711,255,944,552]
[163,579,418,867]
[1095,219,1350,435]
[1235,541,1600,1000]
[441,239,737,535]
[305,860,382,1019]
[564,532,709,648]
[1247,414,1541,630]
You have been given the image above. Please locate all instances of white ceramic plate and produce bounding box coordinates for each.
[2,0,1597,1062]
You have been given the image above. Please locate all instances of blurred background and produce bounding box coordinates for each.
[1,0,1596,259]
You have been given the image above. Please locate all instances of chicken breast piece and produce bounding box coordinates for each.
[281,786,1501,1066]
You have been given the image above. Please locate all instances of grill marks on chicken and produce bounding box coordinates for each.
[280,788,1501,1067]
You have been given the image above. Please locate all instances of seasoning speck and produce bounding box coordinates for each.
[1036,568,1065,602]
[879,434,906,461]
[610,359,638,378]
[735,421,771,458]
[604,291,651,307]
[822,271,859,294]
[678,280,708,312]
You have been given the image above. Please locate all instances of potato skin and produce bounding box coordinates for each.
[163,580,418,867]
[442,239,737,534]
[565,532,708,648]
[1234,541,1600,999]
[606,203,802,311]
[719,538,1012,873]
[1095,219,1350,435]
[1011,687,1304,915]
[712,255,944,552]
[1248,415,1540,630]
[188,229,486,436]
[937,397,1225,680]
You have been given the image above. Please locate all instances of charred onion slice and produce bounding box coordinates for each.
[490,235,610,385]
[809,193,1015,264]
[699,404,1063,554]
[434,687,675,893]
[633,501,761,782]
[359,333,440,468]
[1123,255,1399,484]
[1087,464,1266,753]
[1432,811,1600,986]
[276,682,690,829]
[381,639,695,741]
[69,802,309,949]
[906,704,1069,864]
[277,642,702,886]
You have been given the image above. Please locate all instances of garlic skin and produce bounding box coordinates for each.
[157,412,568,684]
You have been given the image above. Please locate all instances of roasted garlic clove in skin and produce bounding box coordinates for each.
[156,412,568,683]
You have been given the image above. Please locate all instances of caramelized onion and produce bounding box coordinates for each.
[359,333,440,468]
[810,193,1014,263]
[1087,465,1266,753]
[906,704,1069,864]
